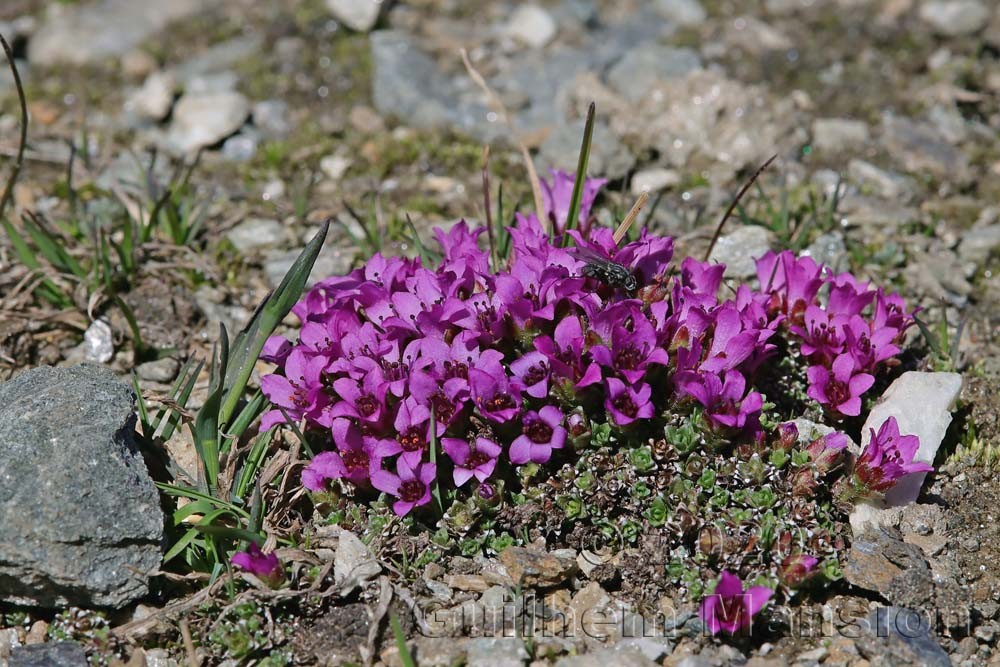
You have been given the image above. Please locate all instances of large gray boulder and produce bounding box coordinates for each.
[0,365,163,608]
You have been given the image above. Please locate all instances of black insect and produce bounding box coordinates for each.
[574,246,638,292]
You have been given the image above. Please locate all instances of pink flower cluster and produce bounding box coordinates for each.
[755,251,913,417]
[258,172,915,517]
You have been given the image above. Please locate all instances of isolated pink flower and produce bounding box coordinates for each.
[700,571,773,635]
[231,543,284,587]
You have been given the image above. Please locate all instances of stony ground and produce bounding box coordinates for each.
[3,0,1000,666]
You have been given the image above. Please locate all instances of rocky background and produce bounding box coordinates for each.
[2,0,1000,666]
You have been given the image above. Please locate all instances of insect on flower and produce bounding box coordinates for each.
[574,245,638,292]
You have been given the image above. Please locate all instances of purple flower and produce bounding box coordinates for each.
[510,406,567,464]
[590,315,669,384]
[534,316,603,389]
[302,418,382,490]
[330,368,390,427]
[259,349,329,430]
[755,251,823,324]
[510,351,551,399]
[442,436,501,485]
[700,571,773,635]
[699,304,758,374]
[540,169,607,234]
[604,378,654,426]
[371,459,438,517]
[853,416,932,496]
[675,370,762,432]
[805,353,874,417]
[261,335,292,364]
[843,314,899,372]
[373,398,432,468]
[231,543,284,587]
[470,360,522,423]
[616,228,675,283]
[792,305,844,365]
[409,369,469,428]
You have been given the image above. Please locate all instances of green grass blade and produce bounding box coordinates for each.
[390,612,416,667]
[219,221,329,427]
[225,390,266,449]
[236,428,274,500]
[561,102,596,241]
[162,527,200,564]
[156,482,249,518]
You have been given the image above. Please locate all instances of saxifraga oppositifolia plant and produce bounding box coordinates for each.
[253,104,928,636]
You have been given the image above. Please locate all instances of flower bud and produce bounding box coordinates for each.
[779,553,820,588]
[776,422,799,451]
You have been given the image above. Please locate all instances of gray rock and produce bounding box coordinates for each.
[27,0,209,66]
[172,35,264,86]
[619,69,795,178]
[325,0,383,32]
[505,5,558,49]
[631,168,681,196]
[371,31,466,130]
[538,120,635,179]
[83,319,114,363]
[811,118,870,154]
[844,529,932,603]
[333,528,381,594]
[9,642,88,667]
[880,113,970,182]
[556,646,660,667]
[652,0,708,26]
[956,224,1000,265]
[252,100,292,138]
[607,44,701,103]
[264,240,354,289]
[466,637,529,667]
[919,0,990,36]
[0,365,163,608]
[725,15,794,53]
[184,71,240,94]
[803,232,848,271]
[136,358,180,383]
[165,91,250,154]
[220,132,259,162]
[407,637,470,667]
[709,225,774,279]
[226,217,284,253]
[125,70,176,122]
[847,159,917,202]
[858,606,951,667]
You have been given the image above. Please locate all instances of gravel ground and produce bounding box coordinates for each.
[2,0,1000,665]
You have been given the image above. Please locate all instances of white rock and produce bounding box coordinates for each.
[708,225,774,279]
[506,4,557,49]
[850,371,962,535]
[83,319,114,363]
[919,1,990,36]
[847,159,917,201]
[320,154,353,181]
[165,91,249,154]
[325,0,382,32]
[226,217,284,253]
[631,168,681,196]
[126,70,176,121]
[811,118,870,154]
[334,528,381,594]
[653,0,708,26]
